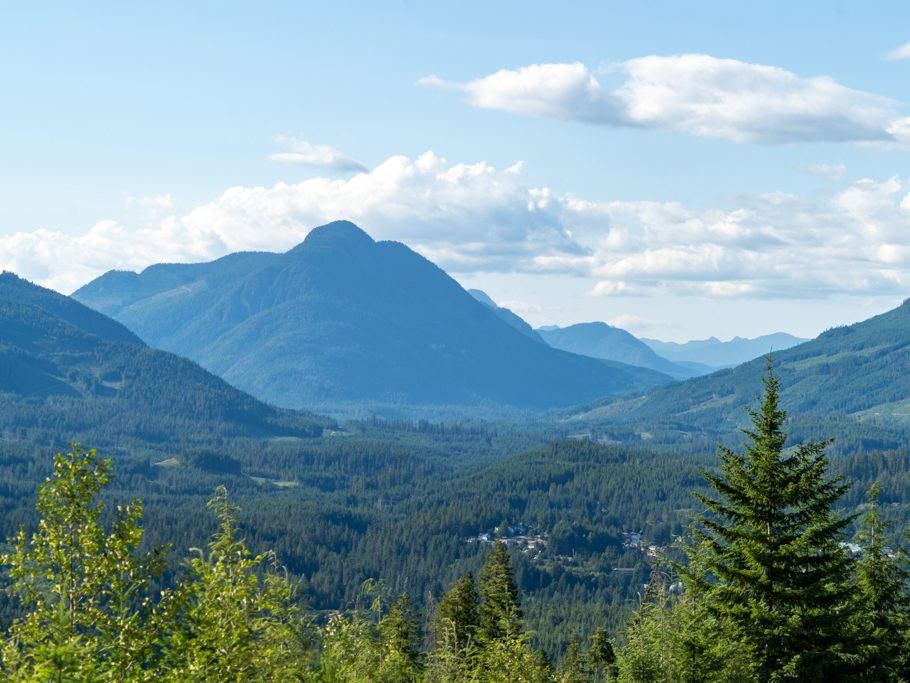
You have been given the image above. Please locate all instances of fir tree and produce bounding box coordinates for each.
[855,484,909,681]
[689,363,859,681]
[587,628,617,681]
[379,592,423,679]
[478,542,523,643]
[433,571,481,653]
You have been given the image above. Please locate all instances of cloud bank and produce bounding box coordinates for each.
[268,136,366,171]
[421,55,908,145]
[2,153,910,303]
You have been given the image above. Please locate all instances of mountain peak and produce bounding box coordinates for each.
[74,229,672,411]
[296,220,375,252]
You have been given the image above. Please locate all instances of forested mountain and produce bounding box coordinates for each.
[539,322,701,380]
[642,331,807,368]
[74,221,671,412]
[0,272,330,445]
[568,298,910,445]
[467,289,544,343]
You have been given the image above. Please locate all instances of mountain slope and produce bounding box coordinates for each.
[467,289,544,343]
[75,221,671,411]
[641,332,807,369]
[568,299,910,442]
[538,323,702,380]
[0,273,330,444]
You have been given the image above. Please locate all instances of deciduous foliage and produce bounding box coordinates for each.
[1,445,166,681]
[156,486,302,682]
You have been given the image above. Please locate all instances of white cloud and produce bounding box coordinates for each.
[589,281,645,297]
[605,313,645,330]
[806,163,847,180]
[268,136,366,171]
[584,178,910,299]
[131,193,174,210]
[3,153,910,304]
[886,42,910,60]
[422,55,904,145]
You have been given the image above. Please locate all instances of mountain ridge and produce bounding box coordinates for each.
[566,298,910,446]
[75,221,672,413]
[641,332,807,368]
[538,322,702,380]
[0,272,331,444]
[467,289,544,343]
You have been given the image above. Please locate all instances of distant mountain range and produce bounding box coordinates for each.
[75,221,671,412]
[641,333,807,369]
[464,293,802,380]
[537,322,702,380]
[0,272,330,445]
[567,300,910,447]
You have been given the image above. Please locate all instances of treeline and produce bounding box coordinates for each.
[5,418,910,667]
[0,446,614,681]
[0,429,695,658]
[2,374,910,683]
[6,365,910,682]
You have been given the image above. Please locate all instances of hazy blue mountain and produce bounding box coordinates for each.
[0,272,330,443]
[568,300,910,443]
[467,289,544,343]
[0,270,144,346]
[538,322,703,380]
[641,332,807,368]
[75,221,671,412]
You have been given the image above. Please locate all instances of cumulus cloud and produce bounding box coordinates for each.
[268,136,366,171]
[3,152,910,303]
[806,163,847,180]
[0,152,577,292]
[584,179,910,299]
[422,55,904,145]
[886,42,910,60]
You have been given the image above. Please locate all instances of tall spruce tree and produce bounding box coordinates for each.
[478,542,523,643]
[433,571,481,652]
[854,485,909,681]
[688,363,858,682]
[379,592,423,679]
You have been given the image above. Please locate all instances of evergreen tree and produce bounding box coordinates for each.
[854,484,909,681]
[433,571,481,653]
[560,633,592,682]
[379,592,423,680]
[617,577,753,683]
[587,628,617,681]
[478,542,522,643]
[428,573,482,682]
[688,363,859,681]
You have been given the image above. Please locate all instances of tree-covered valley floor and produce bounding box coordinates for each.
[3,393,910,679]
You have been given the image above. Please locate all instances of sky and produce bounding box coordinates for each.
[2,1,910,342]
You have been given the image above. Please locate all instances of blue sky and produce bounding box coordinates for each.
[3,1,910,341]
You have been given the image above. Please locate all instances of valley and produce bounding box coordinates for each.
[4,222,910,672]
